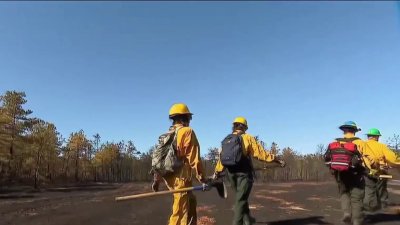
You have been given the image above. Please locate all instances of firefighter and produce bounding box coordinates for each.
[153,103,207,225]
[214,117,285,225]
[325,121,366,225]
[363,128,400,211]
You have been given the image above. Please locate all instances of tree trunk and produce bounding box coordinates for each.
[75,150,79,182]
[34,147,42,189]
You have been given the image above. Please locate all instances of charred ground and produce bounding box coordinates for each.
[1,181,400,225]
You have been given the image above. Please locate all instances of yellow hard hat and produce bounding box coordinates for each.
[233,117,248,127]
[169,103,193,118]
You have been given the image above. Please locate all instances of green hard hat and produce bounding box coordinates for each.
[367,128,381,136]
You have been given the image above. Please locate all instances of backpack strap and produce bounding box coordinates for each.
[172,126,182,149]
[239,133,256,179]
[172,126,186,178]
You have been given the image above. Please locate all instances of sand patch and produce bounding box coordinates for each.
[255,194,310,213]
[255,195,293,205]
[197,205,215,213]
[256,189,290,195]
[249,204,264,210]
[278,205,310,211]
[388,188,400,195]
[307,197,322,201]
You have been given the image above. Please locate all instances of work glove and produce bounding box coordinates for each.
[201,178,213,192]
[212,172,223,180]
[278,159,286,168]
[275,156,286,168]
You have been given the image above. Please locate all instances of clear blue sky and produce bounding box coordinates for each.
[1,2,400,154]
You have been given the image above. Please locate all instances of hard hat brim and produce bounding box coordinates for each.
[233,122,248,127]
[366,133,381,136]
[339,125,361,132]
[169,113,193,118]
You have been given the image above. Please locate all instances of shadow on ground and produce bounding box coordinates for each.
[256,216,332,225]
[46,185,118,192]
[365,213,400,224]
[0,194,35,199]
[0,183,119,194]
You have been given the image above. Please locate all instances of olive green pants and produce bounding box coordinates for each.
[377,178,388,208]
[364,176,389,211]
[364,176,379,212]
[228,172,253,225]
[336,172,365,225]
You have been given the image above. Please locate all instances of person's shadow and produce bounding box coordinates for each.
[365,213,400,224]
[256,216,332,225]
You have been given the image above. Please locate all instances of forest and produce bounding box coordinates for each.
[1,90,399,188]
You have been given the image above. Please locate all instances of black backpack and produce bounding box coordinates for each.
[220,134,245,167]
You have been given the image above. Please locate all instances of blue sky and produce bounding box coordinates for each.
[1,2,399,154]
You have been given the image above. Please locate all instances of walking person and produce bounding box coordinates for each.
[151,103,208,225]
[363,128,400,212]
[324,121,366,225]
[213,117,285,225]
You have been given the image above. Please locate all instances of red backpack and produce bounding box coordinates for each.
[326,138,360,172]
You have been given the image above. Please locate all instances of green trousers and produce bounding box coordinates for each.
[228,172,253,225]
[364,176,389,211]
[364,176,379,212]
[336,172,365,225]
[377,178,388,208]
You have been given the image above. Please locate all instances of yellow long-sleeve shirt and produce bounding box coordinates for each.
[363,139,400,170]
[215,132,276,173]
[174,124,204,182]
[338,133,377,170]
[340,133,365,150]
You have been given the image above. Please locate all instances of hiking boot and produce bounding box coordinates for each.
[244,216,256,225]
[342,213,351,224]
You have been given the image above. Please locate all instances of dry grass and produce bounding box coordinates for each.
[255,189,290,195]
[197,216,216,225]
[249,204,264,210]
[197,205,215,213]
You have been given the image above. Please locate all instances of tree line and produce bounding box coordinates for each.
[1,90,398,188]
[0,90,151,188]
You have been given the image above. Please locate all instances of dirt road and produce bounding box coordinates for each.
[1,181,399,225]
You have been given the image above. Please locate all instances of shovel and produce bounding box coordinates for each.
[115,180,227,201]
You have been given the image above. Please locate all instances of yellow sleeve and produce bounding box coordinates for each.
[215,159,224,173]
[243,134,275,162]
[356,140,375,170]
[177,127,204,182]
[382,144,400,165]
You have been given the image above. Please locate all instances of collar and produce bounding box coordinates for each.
[173,124,185,130]
[344,133,356,139]
[233,130,245,135]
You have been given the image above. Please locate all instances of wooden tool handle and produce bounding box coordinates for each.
[379,174,393,179]
[115,186,200,201]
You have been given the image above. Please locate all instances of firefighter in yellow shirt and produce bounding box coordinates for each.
[324,121,366,225]
[153,103,207,225]
[363,128,400,211]
[214,117,285,225]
